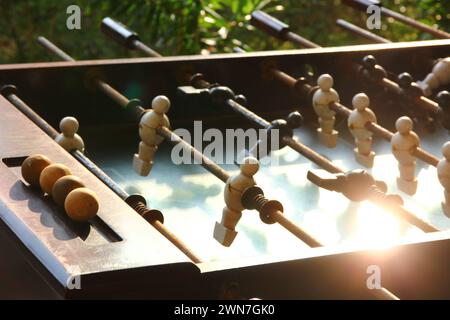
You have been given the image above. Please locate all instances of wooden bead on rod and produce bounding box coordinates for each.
[1,86,202,264]
[98,24,396,300]
[35,36,323,251]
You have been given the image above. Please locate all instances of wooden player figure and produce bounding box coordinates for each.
[418,57,450,96]
[348,93,377,168]
[214,157,259,247]
[133,96,170,176]
[55,117,85,153]
[391,116,420,195]
[437,142,450,218]
[312,74,340,148]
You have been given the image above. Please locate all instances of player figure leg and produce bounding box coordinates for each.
[214,207,242,247]
[354,137,375,168]
[441,190,450,218]
[396,159,417,195]
[318,115,338,148]
[133,141,158,176]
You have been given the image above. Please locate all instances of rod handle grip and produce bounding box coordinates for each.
[101,17,140,49]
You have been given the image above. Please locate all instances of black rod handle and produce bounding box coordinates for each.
[250,10,290,40]
[101,17,140,49]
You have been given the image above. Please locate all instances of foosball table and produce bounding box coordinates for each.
[1,4,450,300]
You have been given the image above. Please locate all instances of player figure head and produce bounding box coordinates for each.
[442,141,450,161]
[352,93,370,111]
[60,117,79,137]
[240,157,259,177]
[395,116,413,135]
[317,74,333,91]
[152,95,170,114]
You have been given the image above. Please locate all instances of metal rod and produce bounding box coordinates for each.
[271,210,323,247]
[157,126,324,246]
[271,68,297,87]
[98,16,401,300]
[156,126,231,183]
[270,68,440,167]
[224,98,344,174]
[1,89,202,264]
[37,36,145,115]
[330,102,440,167]
[264,26,439,119]
[342,0,450,39]
[225,91,398,297]
[380,78,440,114]
[36,37,323,250]
[285,32,321,49]
[95,81,129,108]
[226,99,271,128]
[381,6,450,39]
[213,57,439,234]
[269,69,439,232]
[253,11,442,121]
[282,136,344,174]
[132,39,162,57]
[379,197,438,233]
[152,220,201,263]
[35,29,402,301]
[37,36,75,62]
[336,19,391,43]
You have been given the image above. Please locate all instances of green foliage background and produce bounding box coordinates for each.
[0,0,449,63]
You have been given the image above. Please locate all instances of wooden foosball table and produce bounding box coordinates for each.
[1,3,450,300]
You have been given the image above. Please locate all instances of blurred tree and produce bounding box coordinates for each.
[0,0,449,64]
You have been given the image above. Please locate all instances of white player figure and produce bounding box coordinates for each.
[312,74,340,148]
[418,57,450,96]
[214,157,259,247]
[55,116,85,153]
[437,141,450,218]
[133,95,170,176]
[348,93,377,168]
[391,116,420,195]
